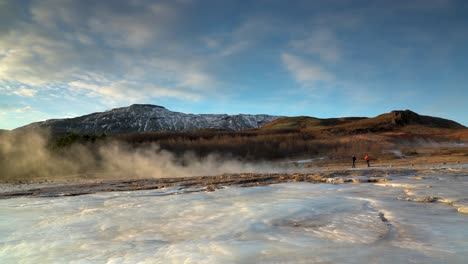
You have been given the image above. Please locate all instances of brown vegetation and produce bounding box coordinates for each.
[262,110,465,136]
[113,129,391,161]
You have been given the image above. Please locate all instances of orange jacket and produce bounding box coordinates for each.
[364,155,370,161]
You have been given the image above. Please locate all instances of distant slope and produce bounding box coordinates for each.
[261,116,367,130]
[450,129,468,140]
[16,104,282,135]
[260,110,466,135]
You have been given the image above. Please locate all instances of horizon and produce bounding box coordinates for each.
[3,103,466,130]
[1,0,468,129]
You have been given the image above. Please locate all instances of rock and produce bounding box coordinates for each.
[205,185,216,192]
[398,196,439,203]
[325,178,344,184]
[378,212,389,222]
[307,174,323,181]
[457,207,468,214]
[410,176,425,180]
[292,174,306,182]
[345,178,362,183]
[404,189,414,195]
[368,178,388,183]
[437,198,453,204]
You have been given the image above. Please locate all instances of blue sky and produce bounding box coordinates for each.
[1,0,467,129]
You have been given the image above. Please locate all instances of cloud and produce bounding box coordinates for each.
[281,53,333,87]
[0,104,37,129]
[205,16,277,57]
[0,0,217,104]
[13,87,38,97]
[289,29,340,63]
[14,106,34,113]
[0,104,34,114]
[69,80,202,104]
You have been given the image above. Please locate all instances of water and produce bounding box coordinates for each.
[0,173,467,263]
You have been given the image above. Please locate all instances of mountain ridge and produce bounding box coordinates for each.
[16,104,283,134]
[15,105,466,136]
[260,109,465,135]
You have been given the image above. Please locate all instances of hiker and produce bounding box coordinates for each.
[364,154,370,167]
[352,155,357,168]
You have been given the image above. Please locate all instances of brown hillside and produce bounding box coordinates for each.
[261,116,366,130]
[449,129,468,140]
[261,110,465,136]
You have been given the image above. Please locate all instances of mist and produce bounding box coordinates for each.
[0,130,274,183]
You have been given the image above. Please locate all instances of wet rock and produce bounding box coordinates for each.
[351,178,362,183]
[437,198,453,204]
[457,207,468,214]
[205,185,216,192]
[404,189,414,195]
[368,178,389,183]
[292,175,306,182]
[378,212,388,222]
[410,176,425,180]
[324,178,345,184]
[307,174,323,181]
[398,196,440,203]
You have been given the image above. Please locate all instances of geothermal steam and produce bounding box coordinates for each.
[0,130,271,182]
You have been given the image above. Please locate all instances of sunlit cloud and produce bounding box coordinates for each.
[281,53,334,87]
[0,0,217,105]
[13,87,38,97]
[69,80,202,105]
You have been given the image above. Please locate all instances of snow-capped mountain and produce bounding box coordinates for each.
[18,104,282,134]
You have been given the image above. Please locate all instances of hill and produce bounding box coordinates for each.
[260,110,465,136]
[16,104,282,135]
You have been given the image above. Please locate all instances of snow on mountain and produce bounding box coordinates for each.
[18,104,282,134]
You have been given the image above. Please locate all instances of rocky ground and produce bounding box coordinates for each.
[1,150,467,215]
[0,170,389,199]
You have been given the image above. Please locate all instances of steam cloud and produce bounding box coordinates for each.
[0,130,274,182]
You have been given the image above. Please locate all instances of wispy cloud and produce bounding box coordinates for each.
[281,53,333,87]
[205,16,276,57]
[69,80,202,105]
[0,0,218,104]
[13,87,38,97]
[289,29,341,63]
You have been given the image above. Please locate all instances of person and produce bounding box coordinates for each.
[364,154,370,167]
[352,155,357,168]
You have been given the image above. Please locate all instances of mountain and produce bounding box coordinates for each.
[17,104,282,134]
[261,110,466,135]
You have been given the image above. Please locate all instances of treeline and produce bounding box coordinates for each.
[113,129,383,160]
[49,129,387,161]
[51,133,107,149]
[115,129,314,160]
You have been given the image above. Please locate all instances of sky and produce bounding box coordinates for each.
[1,0,468,129]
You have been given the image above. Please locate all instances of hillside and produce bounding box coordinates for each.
[261,116,367,130]
[16,104,282,135]
[260,110,465,136]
